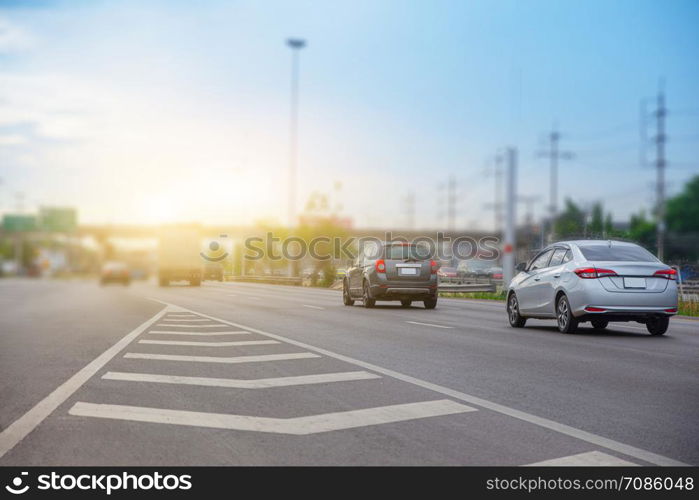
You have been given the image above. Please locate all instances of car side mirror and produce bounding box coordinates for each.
[515,262,527,273]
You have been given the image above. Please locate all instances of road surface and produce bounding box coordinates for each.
[0,278,697,465]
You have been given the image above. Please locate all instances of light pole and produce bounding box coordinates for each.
[286,38,306,228]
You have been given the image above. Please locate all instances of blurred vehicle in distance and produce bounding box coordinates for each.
[507,240,678,335]
[158,228,202,287]
[343,241,439,309]
[100,261,131,286]
[203,263,224,281]
[457,259,494,278]
[486,266,503,280]
[437,266,458,279]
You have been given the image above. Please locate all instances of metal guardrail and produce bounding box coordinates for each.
[438,283,497,293]
[226,276,303,286]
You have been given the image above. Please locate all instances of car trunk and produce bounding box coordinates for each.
[589,261,670,293]
[384,259,431,282]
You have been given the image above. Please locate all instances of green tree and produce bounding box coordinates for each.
[666,174,699,233]
[627,210,656,252]
[589,202,604,236]
[554,199,585,238]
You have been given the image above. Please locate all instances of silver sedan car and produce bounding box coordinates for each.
[506,240,678,335]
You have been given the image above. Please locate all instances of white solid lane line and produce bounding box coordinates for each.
[138,339,279,347]
[526,451,638,466]
[148,330,250,336]
[124,352,320,364]
[68,399,475,435]
[302,304,325,310]
[102,370,381,388]
[405,321,454,329]
[157,324,233,328]
[0,306,170,459]
[148,299,687,466]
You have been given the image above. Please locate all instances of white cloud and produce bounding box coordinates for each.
[0,17,33,54]
[0,133,27,145]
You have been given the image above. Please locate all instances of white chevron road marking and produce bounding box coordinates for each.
[123,352,320,364]
[101,370,381,388]
[68,400,475,435]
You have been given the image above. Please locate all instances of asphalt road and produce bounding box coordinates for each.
[0,278,697,466]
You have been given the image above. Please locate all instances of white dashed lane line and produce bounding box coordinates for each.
[302,304,325,310]
[405,321,454,329]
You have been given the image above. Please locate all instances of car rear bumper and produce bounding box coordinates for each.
[567,279,678,318]
[369,282,437,300]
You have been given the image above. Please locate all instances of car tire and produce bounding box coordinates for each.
[343,280,355,306]
[646,316,669,336]
[362,281,375,308]
[507,292,527,328]
[590,318,608,330]
[400,299,412,308]
[556,294,578,333]
[423,297,437,309]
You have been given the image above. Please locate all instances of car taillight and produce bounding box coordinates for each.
[584,306,606,312]
[664,308,677,313]
[653,269,677,280]
[574,267,617,279]
[430,260,439,274]
[375,259,386,273]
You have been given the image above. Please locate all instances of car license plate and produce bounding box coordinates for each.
[399,267,418,276]
[623,277,646,289]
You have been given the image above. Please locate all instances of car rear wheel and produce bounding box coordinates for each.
[646,316,669,336]
[423,297,437,309]
[362,281,375,308]
[507,293,527,327]
[343,280,354,306]
[400,299,412,308]
[591,318,608,330]
[556,295,578,333]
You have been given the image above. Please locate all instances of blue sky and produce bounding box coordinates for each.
[0,0,697,228]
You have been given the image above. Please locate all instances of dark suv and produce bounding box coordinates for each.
[343,241,439,309]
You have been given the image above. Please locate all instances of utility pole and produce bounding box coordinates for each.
[502,148,517,288]
[517,195,541,228]
[654,86,667,260]
[447,174,456,231]
[286,38,306,228]
[537,126,573,241]
[14,192,25,274]
[483,153,504,233]
[404,192,416,229]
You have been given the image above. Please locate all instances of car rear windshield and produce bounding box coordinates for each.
[384,244,431,260]
[579,245,658,262]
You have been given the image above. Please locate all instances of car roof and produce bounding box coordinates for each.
[557,240,639,248]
